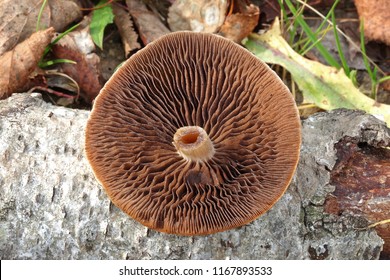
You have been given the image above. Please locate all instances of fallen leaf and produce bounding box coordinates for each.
[0,0,82,56]
[52,21,102,103]
[381,78,390,92]
[244,18,390,127]
[354,0,390,45]
[168,0,227,33]
[218,2,260,43]
[45,71,80,96]
[48,0,83,32]
[112,4,141,57]
[258,0,281,24]
[126,0,170,44]
[142,0,172,21]
[0,27,55,100]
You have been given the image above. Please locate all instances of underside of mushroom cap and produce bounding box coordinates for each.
[85,31,301,235]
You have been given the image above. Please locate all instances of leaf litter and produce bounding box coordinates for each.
[0,0,81,56]
[0,27,55,99]
[0,0,388,119]
[245,18,390,126]
[0,0,389,259]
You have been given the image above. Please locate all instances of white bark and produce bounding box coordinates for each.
[0,93,387,259]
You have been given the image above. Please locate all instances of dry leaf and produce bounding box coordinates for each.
[126,0,170,44]
[142,0,172,21]
[258,0,282,23]
[52,22,102,103]
[381,78,390,92]
[0,28,55,100]
[112,4,141,57]
[48,0,83,32]
[218,3,260,43]
[354,0,390,45]
[168,0,227,33]
[0,0,82,56]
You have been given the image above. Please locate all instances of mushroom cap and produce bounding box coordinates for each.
[85,31,301,235]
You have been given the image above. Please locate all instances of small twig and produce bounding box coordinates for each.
[354,219,390,231]
[45,70,81,101]
[28,86,76,99]
[298,103,318,110]
[291,77,296,99]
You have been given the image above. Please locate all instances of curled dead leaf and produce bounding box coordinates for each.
[0,27,55,100]
[218,3,260,43]
[112,4,141,57]
[0,0,82,56]
[47,0,83,32]
[52,23,102,104]
[126,0,170,44]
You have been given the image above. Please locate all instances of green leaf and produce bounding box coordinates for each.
[244,18,390,127]
[90,0,114,49]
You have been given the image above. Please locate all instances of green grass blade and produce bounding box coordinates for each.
[378,76,390,84]
[360,19,375,82]
[244,20,390,127]
[42,23,81,59]
[300,0,340,54]
[36,0,48,31]
[299,25,332,56]
[39,59,76,68]
[283,0,340,68]
[331,10,350,76]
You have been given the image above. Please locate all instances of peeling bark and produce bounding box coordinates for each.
[326,137,390,258]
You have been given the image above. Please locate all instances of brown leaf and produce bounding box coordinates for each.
[381,77,390,92]
[354,0,390,45]
[126,0,170,44]
[167,0,227,33]
[0,27,55,100]
[142,0,172,21]
[112,4,141,57]
[218,3,260,43]
[52,21,102,104]
[0,0,82,56]
[258,0,281,24]
[47,0,83,32]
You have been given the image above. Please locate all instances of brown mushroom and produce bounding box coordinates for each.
[85,31,301,235]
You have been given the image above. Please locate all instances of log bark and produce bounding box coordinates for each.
[326,137,390,258]
[0,93,389,259]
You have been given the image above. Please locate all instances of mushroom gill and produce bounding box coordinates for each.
[85,31,301,235]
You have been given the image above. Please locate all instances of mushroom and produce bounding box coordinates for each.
[85,31,301,235]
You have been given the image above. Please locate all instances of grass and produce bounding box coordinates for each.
[278,0,341,69]
[38,23,80,68]
[360,20,390,99]
[36,0,48,31]
[277,0,389,100]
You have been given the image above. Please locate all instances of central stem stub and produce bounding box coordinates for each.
[173,126,215,163]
